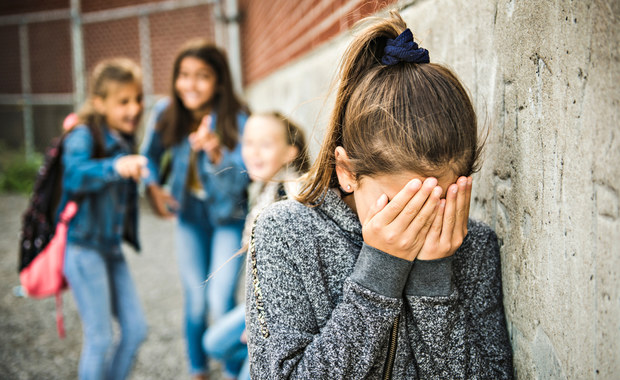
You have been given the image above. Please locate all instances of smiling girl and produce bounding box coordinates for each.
[141,39,249,380]
[61,58,148,380]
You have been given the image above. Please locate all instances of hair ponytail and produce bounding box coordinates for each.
[298,11,481,205]
[297,13,407,204]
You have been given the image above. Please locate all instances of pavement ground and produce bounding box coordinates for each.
[0,193,239,379]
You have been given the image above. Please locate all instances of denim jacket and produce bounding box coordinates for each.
[60,125,140,254]
[141,98,249,226]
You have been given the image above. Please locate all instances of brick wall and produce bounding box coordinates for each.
[0,25,21,94]
[83,17,141,76]
[239,0,397,85]
[149,5,214,94]
[0,0,214,152]
[29,20,73,93]
[0,0,68,16]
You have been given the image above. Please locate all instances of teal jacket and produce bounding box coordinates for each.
[61,125,140,254]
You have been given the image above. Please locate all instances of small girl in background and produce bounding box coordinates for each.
[203,112,310,380]
[61,58,148,380]
[246,12,513,379]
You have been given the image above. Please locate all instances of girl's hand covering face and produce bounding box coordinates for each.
[362,177,442,261]
[417,176,472,260]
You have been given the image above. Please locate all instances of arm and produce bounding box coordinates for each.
[246,208,411,380]
[62,126,122,195]
[404,226,513,379]
[198,112,249,197]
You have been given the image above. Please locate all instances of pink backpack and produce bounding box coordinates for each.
[19,201,78,338]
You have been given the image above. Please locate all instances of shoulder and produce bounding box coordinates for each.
[236,111,249,131]
[64,125,93,146]
[466,219,498,246]
[254,199,315,243]
[455,219,501,273]
[153,97,171,114]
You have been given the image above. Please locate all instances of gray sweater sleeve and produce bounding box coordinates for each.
[246,210,409,379]
[403,222,514,379]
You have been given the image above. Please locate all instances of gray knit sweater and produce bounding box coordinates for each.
[246,189,513,379]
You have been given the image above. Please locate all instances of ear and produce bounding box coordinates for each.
[334,146,356,191]
[92,96,106,114]
[284,145,299,166]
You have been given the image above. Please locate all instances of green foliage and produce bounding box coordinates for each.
[0,149,43,194]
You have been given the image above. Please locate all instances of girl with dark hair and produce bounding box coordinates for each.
[246,12,513,379]
[141,39,249,379]
[62,58,148,380]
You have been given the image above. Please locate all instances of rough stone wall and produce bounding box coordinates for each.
[243,0,619,378]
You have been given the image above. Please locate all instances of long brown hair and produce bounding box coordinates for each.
[76,58,142,158]
[157,39,248,149]
[297,12,482,204]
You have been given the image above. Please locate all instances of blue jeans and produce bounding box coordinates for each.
[203,303,250,380]
[176,193,244,375]
[64,243,148,380]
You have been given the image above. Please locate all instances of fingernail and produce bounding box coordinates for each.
[432,186,442,197]
[377,194,387,205]
[467,177,473,186]
[408,179,422,191]
[451,184,458,194]
[425,177,438,188]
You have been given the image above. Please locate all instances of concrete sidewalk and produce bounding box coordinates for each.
[0,194,234,379]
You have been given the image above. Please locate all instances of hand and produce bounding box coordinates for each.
[417,176,472,260]
[114,155,149,182]
[189,115,222,165]
[362,177,443,261]
[146,184,178,218]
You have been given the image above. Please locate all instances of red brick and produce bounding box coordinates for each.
[29,20,73,93]
[82,0,166,13]
[0,25,22,93]
[149,5,214,94]
[0,0,68,16]
[83,17,140,78]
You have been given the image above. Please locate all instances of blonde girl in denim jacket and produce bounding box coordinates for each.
[61,58,148,380]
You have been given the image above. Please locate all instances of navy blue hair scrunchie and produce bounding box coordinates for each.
[382,28,430,65]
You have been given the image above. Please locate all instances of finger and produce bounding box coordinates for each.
[441,183,458,243]
[406,185,441,236]
[363,193,388,226]
[136,155,147,167]
[165,194,180,211]
[426,198,445,242]
[454,177,468,233]
[200,115,211,130]
[413,189,442,243]
[391,177,437,229]
[373,179,422,226]
[464,177,473,233]
[141,166,150,178]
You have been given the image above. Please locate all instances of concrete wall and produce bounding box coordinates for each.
[243,0,620,378]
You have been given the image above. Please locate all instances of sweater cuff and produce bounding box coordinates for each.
[350,243,413,298]
[405,256,454,297]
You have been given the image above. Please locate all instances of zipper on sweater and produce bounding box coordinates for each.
[383,313,400,380]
